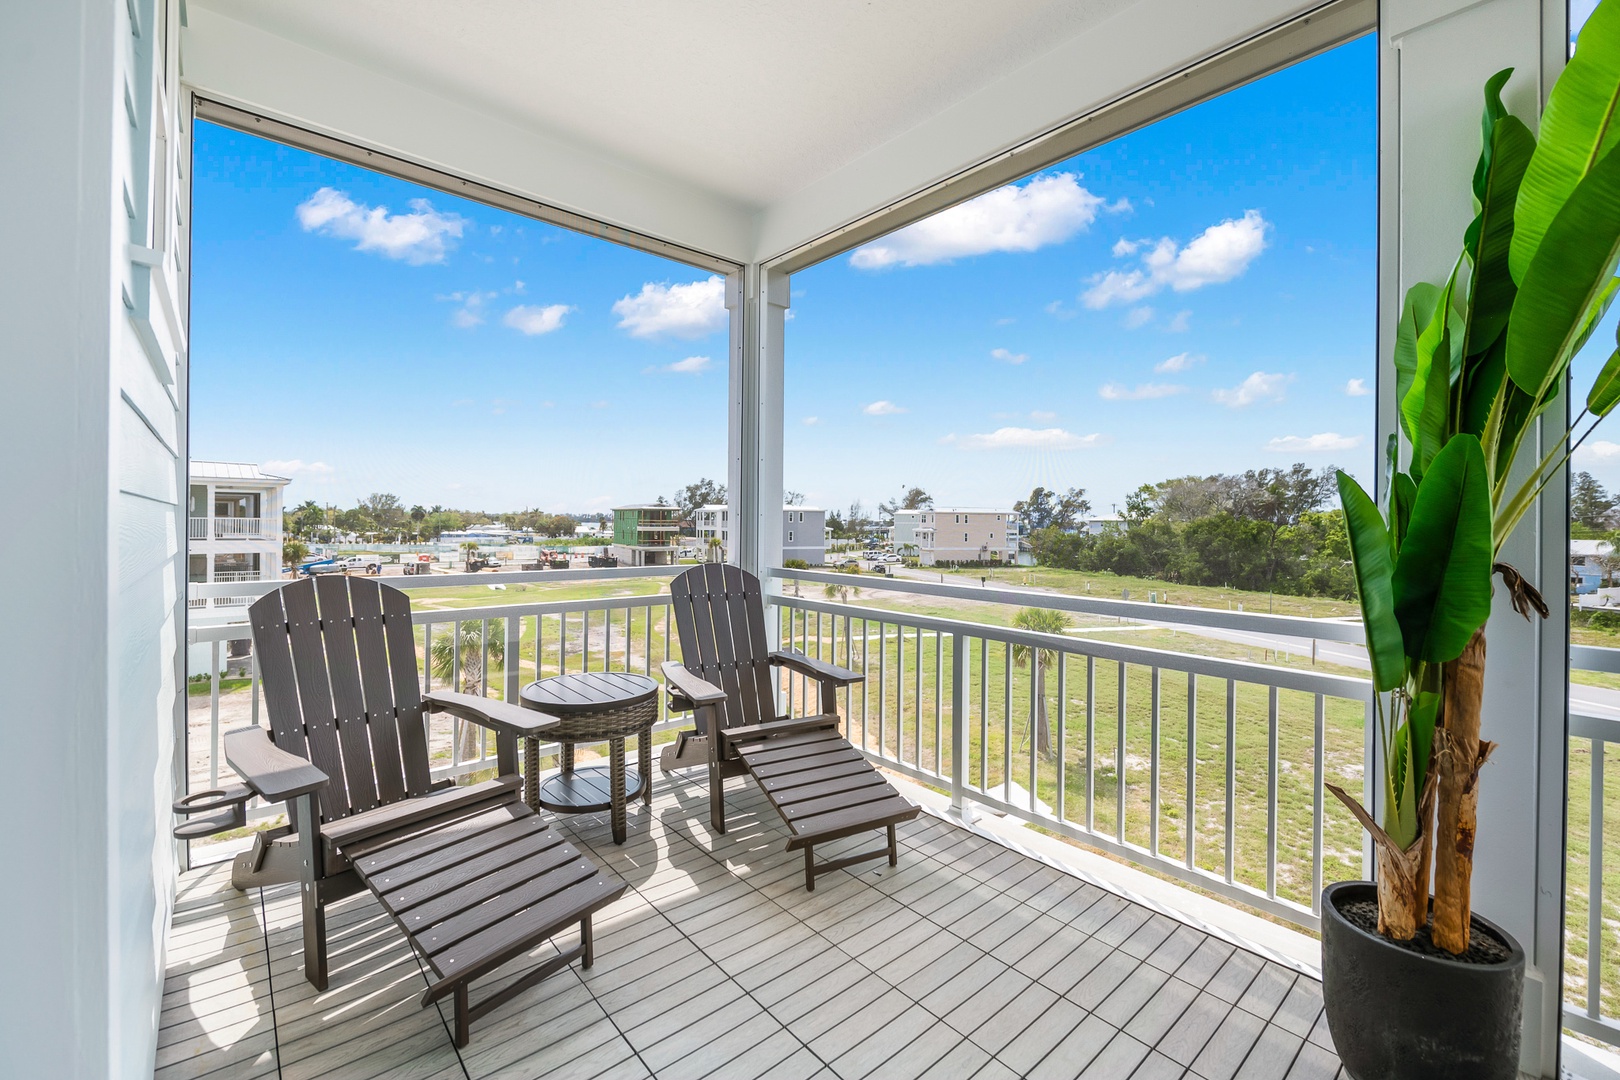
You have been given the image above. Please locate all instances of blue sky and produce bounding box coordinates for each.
[192,34,1377,516]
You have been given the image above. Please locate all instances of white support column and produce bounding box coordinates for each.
[726,265,788,586]
[1379,2,1566,1074]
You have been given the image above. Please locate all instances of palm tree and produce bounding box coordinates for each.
[429,618,507,762]
[1012,607,1069,757]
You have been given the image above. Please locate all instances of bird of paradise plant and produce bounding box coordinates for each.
[1332,0,1620,952]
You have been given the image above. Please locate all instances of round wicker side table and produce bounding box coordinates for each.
[519,671,658,845]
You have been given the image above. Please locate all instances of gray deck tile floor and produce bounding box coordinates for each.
[156,773,1347,1080]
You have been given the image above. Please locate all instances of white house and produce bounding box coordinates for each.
[696,504,826,565]
[916,508,1021,565]
[1076,513,1128,535]
[187,460,289,672]
[187,460,288,612]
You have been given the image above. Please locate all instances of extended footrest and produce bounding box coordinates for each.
[339,799,627,1046]
[733,725,920,890]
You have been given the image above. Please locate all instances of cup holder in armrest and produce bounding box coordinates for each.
[172,786,253,840]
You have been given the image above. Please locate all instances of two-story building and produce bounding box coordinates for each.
[611,504,681,566]
[188,460,289,611]
[916,507,1020,566]
[694,504,827,565]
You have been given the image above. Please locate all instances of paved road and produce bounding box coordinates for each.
[872,564,1620,723]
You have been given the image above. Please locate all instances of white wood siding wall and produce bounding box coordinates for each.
[0,1,187,1075]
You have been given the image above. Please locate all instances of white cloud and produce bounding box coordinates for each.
[1265,432,1364,453]
[1213,371,1292,407]
[1045,300,1077,320]
[1030,410,1057,422]
[1112,237,1141,257]
[802,416,821,426]
[1345,378,1371,397]
[1124,306,1155,329]
[503,303,573,335]
[665,355,713,374]
[947,427,1110,451]
[263,459,335,481]
[613,275,727,339]
[851,173,1105,269]
[1578,440,1620,460]
[1083,209,1269,308]
[1105,198,1134,214]
[863,400,907,416]
[991,348,1028,365]
[1166,310,1192,333]
[1099,382,1187,401]
[295,187,466,264]
[1155,352,1204,374]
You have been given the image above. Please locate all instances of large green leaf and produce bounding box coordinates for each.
[1506,147,1620,405]
[1403,271,1460,477]
[1494,377,1537,483]
[1510,2,1620,282]
[1337,471,1407,692]
[1472,68,1516,208]
[1408,687,1441,816]
[1384,723,1419,848]
[1395,282,1443,442]
[1591,347,1620,415]
[1391,471,1418,555]
[1461,332,1506,439]
[1392,435,1494,664]
[1465,116,1535,356]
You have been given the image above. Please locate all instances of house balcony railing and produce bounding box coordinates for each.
[189,516,269,539]
[179,563,1620,1053]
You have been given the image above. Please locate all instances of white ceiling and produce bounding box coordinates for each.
[184,0,1331,263]
[193,0,1135,209]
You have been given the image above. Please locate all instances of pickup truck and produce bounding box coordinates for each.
[302,555,382,576]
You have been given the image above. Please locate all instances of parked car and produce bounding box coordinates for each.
[302,555,382,576]
[882,553,901,564]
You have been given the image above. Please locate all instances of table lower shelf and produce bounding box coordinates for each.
[537,765,645,814]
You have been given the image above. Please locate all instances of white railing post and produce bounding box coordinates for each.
[950,631,967,815]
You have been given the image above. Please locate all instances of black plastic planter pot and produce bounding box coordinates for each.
[1321,881,1525,1080]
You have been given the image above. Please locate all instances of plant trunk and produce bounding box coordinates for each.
[1433,629,1495,954]
[1328,772,1437,941]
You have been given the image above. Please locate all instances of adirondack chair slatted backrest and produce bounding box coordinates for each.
[249,576,432,823]
[669,564,779,735]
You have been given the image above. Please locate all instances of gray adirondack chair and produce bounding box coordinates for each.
[207,576,626,1046]
[660,563,919,890]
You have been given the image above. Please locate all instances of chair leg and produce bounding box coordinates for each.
[581,915,594,969]
[888,824,898,867]
[709,759,727,836]
[454,984,470,1048]
[805,846,816,892]
[295,794,328,991]
[609,738,627,845]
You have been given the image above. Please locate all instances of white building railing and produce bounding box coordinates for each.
[189,516,270,539]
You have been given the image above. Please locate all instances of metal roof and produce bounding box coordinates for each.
[188,460,292,484]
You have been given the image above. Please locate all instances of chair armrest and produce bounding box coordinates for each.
[423,690,561,740]
[661,661,727,713]
[770,649,864,686]
[224,726,328,803]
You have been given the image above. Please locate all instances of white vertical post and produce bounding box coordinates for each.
[1380,3,1566,1072]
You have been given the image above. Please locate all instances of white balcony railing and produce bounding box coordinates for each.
[1567,643,1620,1049]
[181,561,1620,1052]
[189,516,268,539]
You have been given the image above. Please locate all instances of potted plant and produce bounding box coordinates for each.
[1324,7,1620,1077]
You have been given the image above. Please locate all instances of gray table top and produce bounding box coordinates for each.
[520,670,659,714]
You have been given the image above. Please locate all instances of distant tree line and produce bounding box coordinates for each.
[284,493,598,543]
[1029,464,1356,599]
